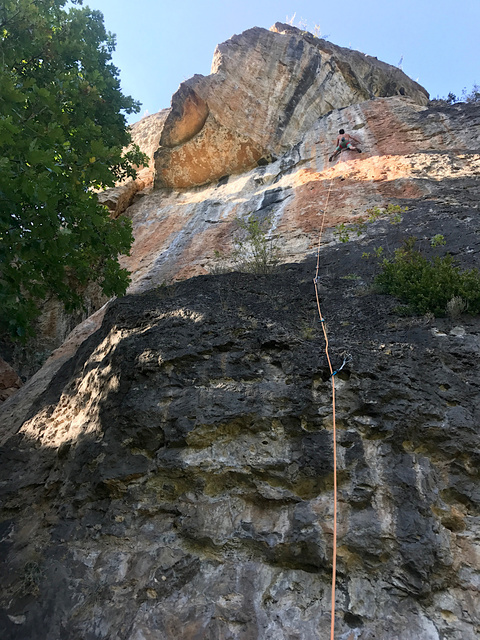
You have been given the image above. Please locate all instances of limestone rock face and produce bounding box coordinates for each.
[0,226,479,638]
[0,25,436,378]
[14,97,477,380]
[97,178,147,218]
[1,26,480,640]
[160,84,209,148]
[122,98,480,292]
[129,108,170,188]
[155,111,264,189]
[97,109,171,217]
[153,24,429,189]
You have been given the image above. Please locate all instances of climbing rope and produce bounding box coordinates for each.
[313,174,339,640]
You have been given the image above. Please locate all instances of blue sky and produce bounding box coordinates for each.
[87,0,479,123]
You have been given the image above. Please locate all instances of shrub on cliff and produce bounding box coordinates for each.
[0,0,147,337]
[232,215,281,275]
[432,84,480,105]
[211,214,281,275]
[375,238,480,316]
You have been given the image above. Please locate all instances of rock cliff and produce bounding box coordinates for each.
[1,223,479,638]
[154,23,428,189]
[1,22,480,640]
[122,96,480,291]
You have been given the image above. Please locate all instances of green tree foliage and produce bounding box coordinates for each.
[0,0,147,337]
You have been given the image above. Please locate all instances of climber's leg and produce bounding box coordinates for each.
[329,146,341,162]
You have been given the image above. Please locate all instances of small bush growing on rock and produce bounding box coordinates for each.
[285,14,330,40]
[375,238,480,316]
[430,234,446,247]
[21,561,44,596]
[232,215,281,275]
[334,204,405,243]
[431,84,480,105]
[333,204,480,318]
[209,214,282,275]
[209,250,231,275]
[446,296,468,319]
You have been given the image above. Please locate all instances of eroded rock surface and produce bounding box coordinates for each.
[123,98,480,292]
[0,200,479,638]
[153,24,429,188]
[97,109,171,217]
[3,27,474,377]
[128,108,170,188]
[1,24,480,640]
[97,178,147,219]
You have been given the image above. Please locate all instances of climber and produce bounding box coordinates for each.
[329,129,362,162]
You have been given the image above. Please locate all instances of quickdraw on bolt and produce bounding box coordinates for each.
[330,353,352,378]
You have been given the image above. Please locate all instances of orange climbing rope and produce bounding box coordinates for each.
[313,176,338,640]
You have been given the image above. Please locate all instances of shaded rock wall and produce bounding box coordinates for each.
[0,358,22,402]
[0,283,108,389]
[0,199,479,638]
